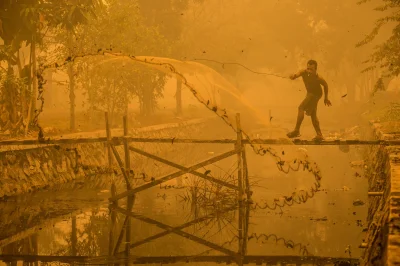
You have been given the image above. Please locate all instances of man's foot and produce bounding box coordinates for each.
[287,130,301,138]
[312,135,324,141]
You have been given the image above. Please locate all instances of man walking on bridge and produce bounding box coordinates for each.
[286,59,332,141]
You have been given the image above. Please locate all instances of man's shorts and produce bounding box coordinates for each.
[299,93,321,116]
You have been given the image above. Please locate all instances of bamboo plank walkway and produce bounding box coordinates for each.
[0,254,360,265]
[0,136,399,146]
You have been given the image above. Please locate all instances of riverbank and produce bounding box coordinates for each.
[0,117,213,198]
[362,120,400,266]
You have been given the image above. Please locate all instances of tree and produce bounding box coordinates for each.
[137,0,205,115]
[65,0,171,124]
[0,1,43,135]
[0,0,101,135]
[356,0,400,90]
[43,0,102,131]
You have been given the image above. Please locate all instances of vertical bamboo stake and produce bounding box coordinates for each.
[243,203,250,256]
[108,183,117,258]
[242,144,250,200]
[105,112,113,168]
[123,115,130,189]
[236,113,244,266]
[125,195,134,265]
[124,116,133,264]
[241,136,250,263]
[236,113,243,200]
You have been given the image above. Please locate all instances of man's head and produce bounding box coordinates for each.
[306,60,318,75]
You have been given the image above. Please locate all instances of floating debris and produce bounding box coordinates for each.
[342,186,350,191]
[350,160,365,167]
[310,216,328,221]
[353,199,365,206]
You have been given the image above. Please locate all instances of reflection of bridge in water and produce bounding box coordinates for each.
[1,113,387,266]
[0,195,359,266]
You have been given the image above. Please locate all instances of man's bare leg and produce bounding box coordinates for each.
[295,108,305,132]
[287,108,304,138]
[311,111,324,140]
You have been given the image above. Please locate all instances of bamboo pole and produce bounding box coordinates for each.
[242,143,250,200]
[128,145,238,190]
[236,113,244,200]
[112,215,129,255]
[117,205,237,254]
[112,196,135,256]
[110,145,131,188]
[236,113,244,266]
[123,116,130,189]
[114,206,239,258]
[105,112,113,168]
[243,204,250,256]
[122,138,400,146]
[105,113,131,197]
[109,149,238,202]
[0,137,399,147]
[108,183,117,259]
[123,116,132,264]
[0,255,360,265]
[125,196,134,265]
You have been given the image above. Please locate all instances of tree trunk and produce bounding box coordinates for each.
[31,39,37,114]
[125,87,129,116]
[17,50,26,122]
[68,63,76,131]
[382,76,392,91]
[71,216,77,256]
[359,74,366,101]
[176,79,182,115]
[68,31,76,132]
[346,81,356,103]
[106,82,112,125]
[142,87,153,117]
[6,59,17,127]
[110,80,117,126]
[25,39,37,135]
[45,69,53,108]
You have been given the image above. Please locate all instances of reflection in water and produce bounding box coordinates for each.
[0,180,361,266]
[247,233,312,256]
[1,135,368,265]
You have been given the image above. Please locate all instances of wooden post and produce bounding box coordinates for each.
[236,113,243,200]
[108,183,117,259]
[125,196,134,265]
[105,112,113,168]
[243,203,250,256]
[123,116,131,189]
[236,113,244,266]
[242,143,250,201]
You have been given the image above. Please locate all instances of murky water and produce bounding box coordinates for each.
[0,119,367,266]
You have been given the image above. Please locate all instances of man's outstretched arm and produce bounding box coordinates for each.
[289,69,305,80]
[319,77,332,106]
